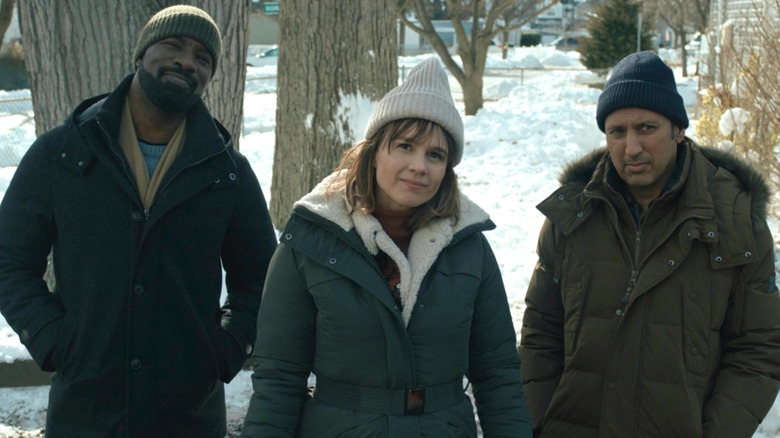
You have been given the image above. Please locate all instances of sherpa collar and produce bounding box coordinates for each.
[294,171,490,325]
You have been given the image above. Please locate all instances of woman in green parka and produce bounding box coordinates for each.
[241,58,532,437]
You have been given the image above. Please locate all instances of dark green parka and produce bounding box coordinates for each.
[242,172,531,437]
[520,141,780,438]
[0,75,277,437]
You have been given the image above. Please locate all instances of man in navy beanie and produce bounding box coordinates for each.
[0,5,277,437]
[520,51,780,437]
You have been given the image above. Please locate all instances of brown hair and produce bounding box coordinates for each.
[327,118,461,230]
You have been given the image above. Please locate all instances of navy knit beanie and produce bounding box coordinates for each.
[596,51,688,132]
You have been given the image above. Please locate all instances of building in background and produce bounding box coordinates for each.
[1,2,20,47]
[249,0,279,45]
[703,0,779,87]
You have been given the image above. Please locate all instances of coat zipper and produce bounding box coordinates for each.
[96,119,144,209]
[634,230,641,267]
[97,117,228,219]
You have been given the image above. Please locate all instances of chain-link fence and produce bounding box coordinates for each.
[0,95,35,167]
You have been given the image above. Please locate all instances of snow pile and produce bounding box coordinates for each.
[484,80,522,100]
[540,50,582,67]
[514,54,545,69]
[719,108,751,137]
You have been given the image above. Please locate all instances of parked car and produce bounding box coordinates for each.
[548,36,582,51]
[246,45,278,67]
[260,46,278,57]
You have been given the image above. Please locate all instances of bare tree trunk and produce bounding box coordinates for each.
[17,0,248,145]
[678,3,688,78]
[680,30,688,77]
[501,30,509,59]
[399,15,405,56]
[651,0,711,77]
[196,0,250,148]
[680,31,688,77]
[17,0,249,289]
[270,0,398,229]
[0,0,15,51]
[460,69,484,116]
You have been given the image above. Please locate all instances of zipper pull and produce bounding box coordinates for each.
[622,270,638,304]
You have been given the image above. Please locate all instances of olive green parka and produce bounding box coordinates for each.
[242,172,531,437]
[519,141,780,438]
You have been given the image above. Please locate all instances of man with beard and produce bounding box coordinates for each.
[0,5,277,437]
[519,51,780,437]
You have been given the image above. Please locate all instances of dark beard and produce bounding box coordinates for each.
[137,65,201,114]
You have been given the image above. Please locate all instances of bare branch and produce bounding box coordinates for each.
[444,0,471,55]
[491,0,560,39]
[406,0,466,83]
[398,12,433,37]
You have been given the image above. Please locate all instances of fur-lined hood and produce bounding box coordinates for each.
[557,139,771,224]
[290,171,492,325]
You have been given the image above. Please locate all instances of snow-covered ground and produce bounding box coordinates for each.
[1,46,779,437]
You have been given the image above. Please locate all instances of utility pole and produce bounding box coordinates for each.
[636,10,642,52]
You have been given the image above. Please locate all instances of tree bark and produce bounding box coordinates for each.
[17,0,249,289]
[501,30,509,59]
[0,0,15,51]
[269,0,398,229]
[196,0,249,147]
[680,29,688,77]
[399,14,406,56]
[461,71,484,116]
[17,0,248,147]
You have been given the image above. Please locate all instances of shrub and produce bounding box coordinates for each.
[519,31,541,47]
[696,0,780,216]
[580,0,654,69]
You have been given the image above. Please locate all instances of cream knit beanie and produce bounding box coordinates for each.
[364,58,464,166]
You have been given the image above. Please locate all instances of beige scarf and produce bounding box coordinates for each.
[119,97,186,209]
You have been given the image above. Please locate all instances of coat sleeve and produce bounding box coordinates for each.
[468,234,533,437]
[702,218,780,438]
[241,243,315,437]
[0,134,62,370]
[218,153,278,382]
[518,219,565,433]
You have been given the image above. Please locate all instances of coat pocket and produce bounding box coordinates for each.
[426,398,478,437]
[681,276,711,376]
[53,309,79,380]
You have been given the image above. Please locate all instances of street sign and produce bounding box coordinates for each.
[263,2,279,14]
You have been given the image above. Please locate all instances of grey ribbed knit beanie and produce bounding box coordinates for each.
[596,51,688,132]
[134,5,222,73]
[364,58,464,166]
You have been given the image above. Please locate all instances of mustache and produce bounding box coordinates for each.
[158,66,196,89]
[623,156,650,166]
